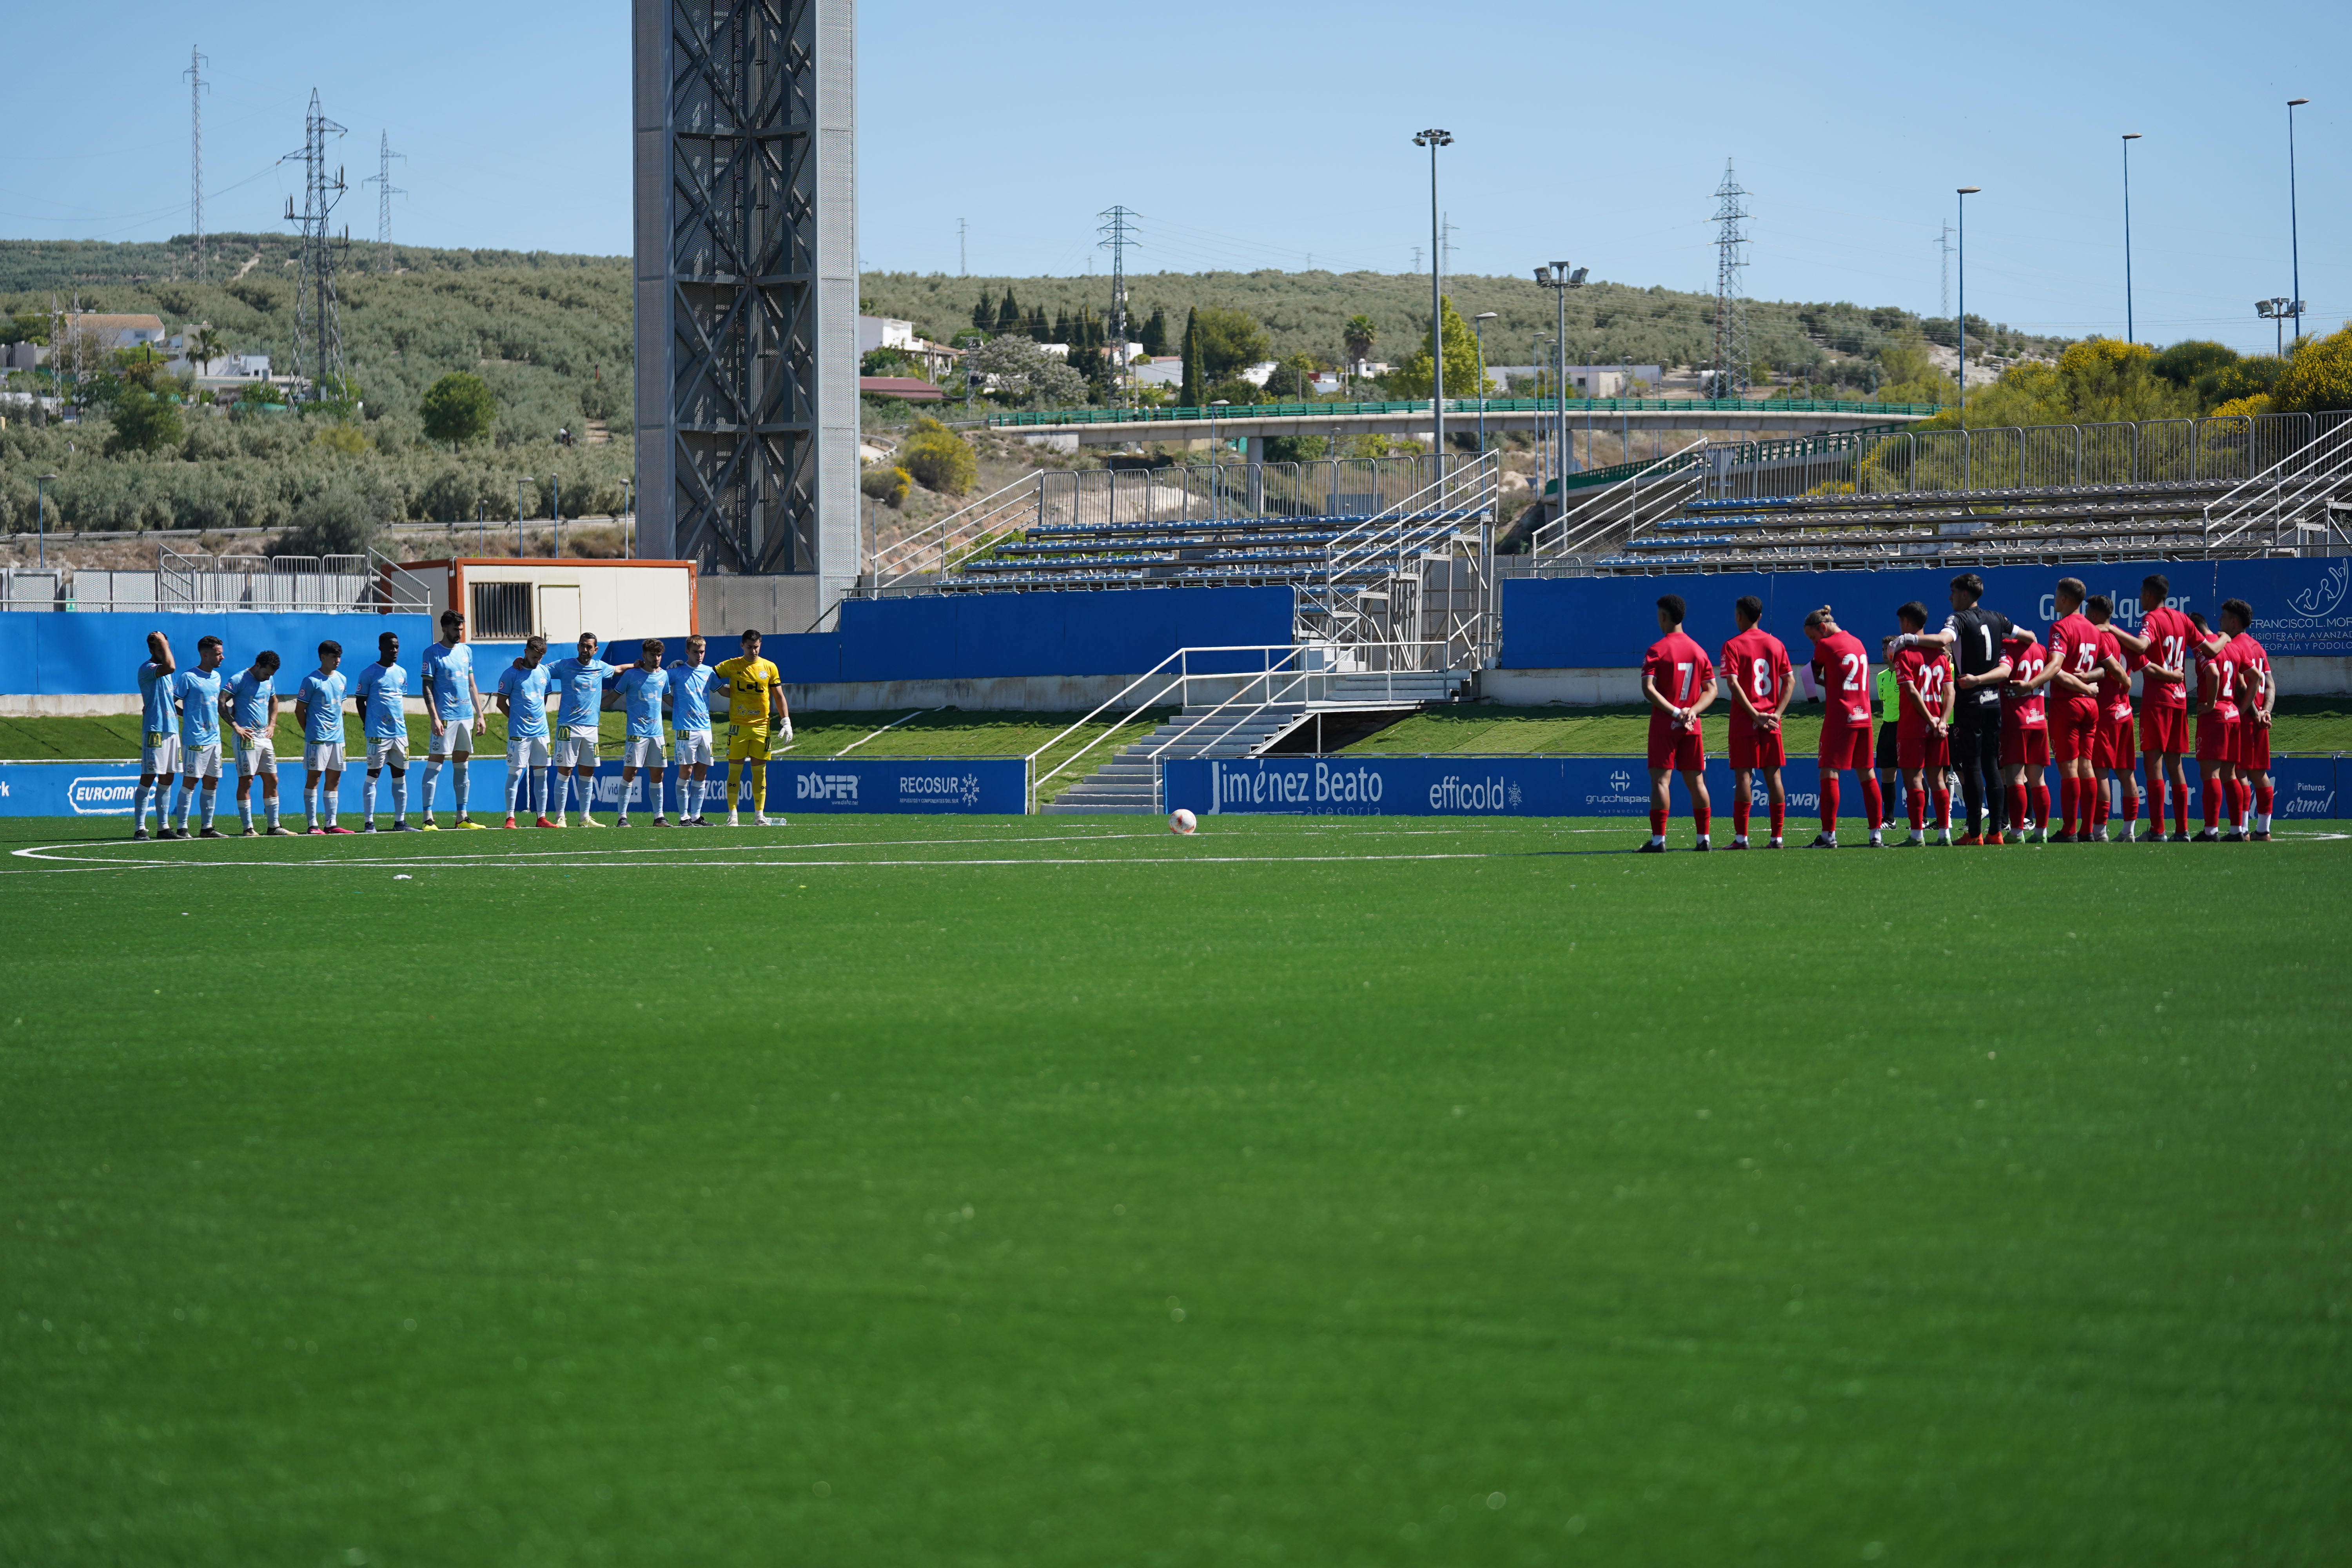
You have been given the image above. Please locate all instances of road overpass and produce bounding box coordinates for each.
[983,395,1942,449]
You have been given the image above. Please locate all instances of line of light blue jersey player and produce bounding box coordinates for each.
[495,636,556,827]
[351,630,414,831]
[606,641,672,826]
[132,630,181,839]
[419,608,490,829]
[295,639,353,833]
[165,635,230,838]
[225,648,289,836]
[664,635,719,826]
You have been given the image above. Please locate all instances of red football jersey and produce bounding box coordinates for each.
[2231,632,2272,722]
[2004,640,2049,730]
[2047,612,2103,713]
[2136,605,2198,711]
[2199,638,2242,722]
[1810,629,1873,728]
[1720,626,1792,722]
[1891,646,1954,736]
[1642,630,1714,720]
[2095,628,2136,719]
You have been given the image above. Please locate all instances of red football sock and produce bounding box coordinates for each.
[2173,779,2189,834]
[2235,779,2253,829]
[1732,798,1750,838]
[2032,781,2051,829]
[1769,800,1785,839]
[1934,788,1952,830]
[2008,783,2029,829]
[2255,781,2273,822]
[1649,806,1667,837]
[1908,788,1925,830]
[1861,775,1885,831]
[1821,776,1840,832]
[1693,804,1711,838]
[2056,776,2074,833]
[2146,774,2165,833]
[2094,777,2112,828]
[2120,785,2139,826]
[2203,775,2222,829]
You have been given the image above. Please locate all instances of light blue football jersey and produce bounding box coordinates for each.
[498,662,553,739]
[299,669,348,744]
[614,666,670,739]
[138,658,177,736]
[421,640,477,722]
[227,667,275,733]
[546,656,617,730]
[174,666,224,748]
[668,661,715,733]
[353,660,409,741]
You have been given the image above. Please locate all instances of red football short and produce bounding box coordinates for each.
[1728,720,1784,771]
[2095,711,2136,771]
[1897,730,1951,771]
[2140,704,2187,755]
[2001,725,2050,768]
[2051,701,2100,764]
[2234,721,2272,771]
[2196,714,2238,764]
[1818,723,1871,772]
[1647,718,1705,772]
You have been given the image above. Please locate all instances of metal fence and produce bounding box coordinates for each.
[1702,411,2327,503]
[32,548,432,614]
[1040,454,1464,532]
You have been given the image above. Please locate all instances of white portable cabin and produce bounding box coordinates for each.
[385,559,698,647]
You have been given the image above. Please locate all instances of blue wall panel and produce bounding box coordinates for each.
[11,612,435,695]
[1501,559,2352,668]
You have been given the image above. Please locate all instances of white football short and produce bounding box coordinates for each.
[140,731,180,777]
[674,730,715,766]
[304,741,347,773]
[555,726,601,768]
[429,720,475,758]
[180,743,223,781]
[506,735,552,769]
[365,736,410,770]
[237,737,278,778]
[622,735,667,769]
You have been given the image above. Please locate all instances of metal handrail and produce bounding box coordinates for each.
[1138,641,1461,768]
[1023,644,1281,812]
[1531,439,1708,557]
[867,472,1041,590]
[987,395,1946,428]
[2203,411,2352,548]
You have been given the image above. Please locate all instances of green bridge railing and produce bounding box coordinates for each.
[987,396,1946,430]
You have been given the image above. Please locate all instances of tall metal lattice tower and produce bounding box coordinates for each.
[634,0,858,611]
[284,89,350,402]
[183,46,208,280]
[1938,223,1953,321]
[364,131,407,260]
[1708,159,1751,400]
[1098,205,1136,393]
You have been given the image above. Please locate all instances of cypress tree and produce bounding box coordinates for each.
[996,287,1021,331]
[1179,307,1201,407]
[1052,307,1071,344]
[1141,307,1168,357]
[971,292,995,331]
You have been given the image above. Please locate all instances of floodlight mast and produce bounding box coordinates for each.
[2121,134,2142,344]
[1535,262,1585,501]
[1413,130,1453,462]
[2287,99,2308,347]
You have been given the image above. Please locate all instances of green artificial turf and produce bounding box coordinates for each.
[1346,697,2352,757]
[2,813,2347,1564]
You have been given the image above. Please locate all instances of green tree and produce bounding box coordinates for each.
[1179,308,1202,407]
[1926,337,2195,430]
[860,464,912,508]
[1872,340,1957,405]
[420,371,498,449]
[1342,314,1377,370]
[1139,307,1169,357]
[1262,353,1321,400]
[1190,307,1270,381]
[1385,296,1481,402]
[996,288,1022,332]
[899,417,977,495]
[108,387,184,454]
[971,292,995,331]
[2151,339,2237,394]
[2273,325,2352,415]
[188,325,227,375]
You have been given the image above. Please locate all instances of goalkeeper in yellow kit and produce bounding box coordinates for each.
[712,629,793,826]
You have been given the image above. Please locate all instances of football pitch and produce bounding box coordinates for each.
[3,812,2348,1565]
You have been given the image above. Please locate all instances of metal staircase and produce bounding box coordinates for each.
[1041,667,1470,815]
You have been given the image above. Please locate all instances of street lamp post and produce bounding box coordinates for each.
[1956,186,1980,489]
[35,472,57,569]
[553,473,563,559]
[1534,263,1587,491]
[1208,399,1230,523]
[621,478,633,558]
[1472,312,1497,453]
[517,476,534,555]
[2287,98,2308,347]
[1413,130,1452,464]
[2121,134,2142,344]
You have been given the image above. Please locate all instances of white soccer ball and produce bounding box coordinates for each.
[1168,808,1198,835]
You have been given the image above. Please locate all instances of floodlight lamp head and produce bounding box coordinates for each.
[1474,311,1498,321]
[2288,98,2308,106]
[1569,267,1589,285]
[2122,132,2142,140]
[1958,185,1980,195]
[1533,265,1551,285]
[1414,128,1452,147]
[2258,301,2275,317]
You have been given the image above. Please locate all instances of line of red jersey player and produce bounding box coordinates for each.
[1636,574,2278,851]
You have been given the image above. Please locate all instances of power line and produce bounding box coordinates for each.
[1709,158,1751,399]
[183,45,208,280]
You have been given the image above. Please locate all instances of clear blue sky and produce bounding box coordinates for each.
[5,1,2342,355]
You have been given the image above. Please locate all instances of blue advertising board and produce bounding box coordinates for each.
[0,612,436,695]
[0,756,1027,818]
[1500,558,2352,668]
[1161,754,2350,821]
